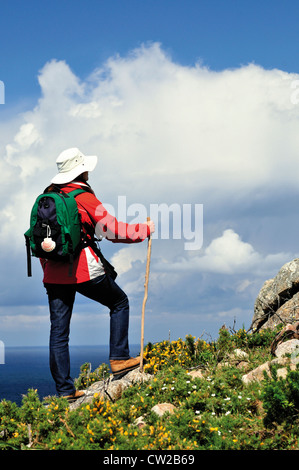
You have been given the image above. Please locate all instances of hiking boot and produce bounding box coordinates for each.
[110,356,140,380]
[63,390,85,403]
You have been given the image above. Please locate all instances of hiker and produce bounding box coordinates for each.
[41,147,155,402]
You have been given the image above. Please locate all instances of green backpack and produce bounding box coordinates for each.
[24,188,85,277]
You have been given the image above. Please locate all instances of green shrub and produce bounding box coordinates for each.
[262,367,299,428]
[74,362,110,390]
[0,328,298,450]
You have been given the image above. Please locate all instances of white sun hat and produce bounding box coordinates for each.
[51,147,98,184]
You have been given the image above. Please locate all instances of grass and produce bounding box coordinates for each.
[0,326,298,450]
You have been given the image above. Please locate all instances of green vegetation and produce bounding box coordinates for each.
[0,327,298,450]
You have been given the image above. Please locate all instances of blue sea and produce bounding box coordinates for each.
[0,344,141,406]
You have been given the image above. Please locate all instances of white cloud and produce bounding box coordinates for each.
[3,43,299,203]
[110,244,146,275]
[155,229,292,276]
[197,229,260,274]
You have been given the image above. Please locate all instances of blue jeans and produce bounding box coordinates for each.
[44,274,130,396]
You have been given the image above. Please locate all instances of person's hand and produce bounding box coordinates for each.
[146,219,155,234]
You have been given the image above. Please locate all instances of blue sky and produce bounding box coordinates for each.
[2,0,299,103]
[1,0,299,348]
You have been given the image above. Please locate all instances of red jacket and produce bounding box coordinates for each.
[41,182,150,284]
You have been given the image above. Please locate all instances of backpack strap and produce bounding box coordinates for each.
[64,189,86,276]
[25,233,32,277]
[68,188,86,198]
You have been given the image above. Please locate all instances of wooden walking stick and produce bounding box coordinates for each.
[140,217,152,372]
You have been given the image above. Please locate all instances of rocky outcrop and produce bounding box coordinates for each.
[252,259,299,331]
[245,260,299,384]
[242,338,299,385]
[270,321,299,354]
[69,369,152,411]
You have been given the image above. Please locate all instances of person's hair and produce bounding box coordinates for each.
[44,183,59,193]
[73,173,86,182]
[43,176,94,194]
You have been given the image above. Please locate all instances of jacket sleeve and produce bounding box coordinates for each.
[76,192,150,243]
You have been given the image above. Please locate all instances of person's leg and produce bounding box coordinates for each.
[76,274,130,360]
[44,283,77,396]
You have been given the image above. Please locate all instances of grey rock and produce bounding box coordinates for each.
[242,346,298,385]
[275,338,299,363]
[230,349,249,360]
[252,258,299,331]
[151,403,176,417]
[69,369,152,411]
